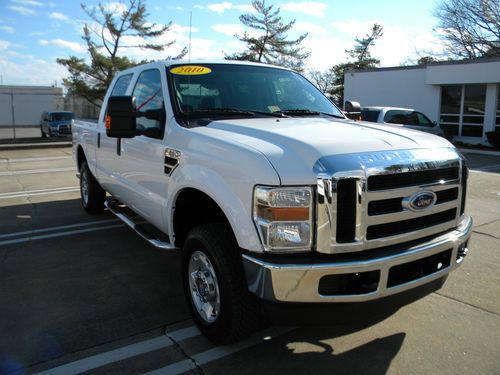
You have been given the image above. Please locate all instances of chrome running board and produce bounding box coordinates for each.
[105,198,177,250]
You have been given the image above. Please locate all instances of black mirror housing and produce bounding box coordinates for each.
[106,96,137,138]
[344,101,361,120]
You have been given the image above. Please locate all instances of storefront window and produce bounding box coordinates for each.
[440,84,486,138]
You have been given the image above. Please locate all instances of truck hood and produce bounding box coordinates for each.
[204,117,454,184]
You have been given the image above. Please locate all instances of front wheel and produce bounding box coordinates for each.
[79,161,106,214]
[182,223,260,344]
[40,126,46,138]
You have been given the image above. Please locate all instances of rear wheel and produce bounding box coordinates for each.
[79,161,106,214]
[182,223,260,344]
[40,126,46,138]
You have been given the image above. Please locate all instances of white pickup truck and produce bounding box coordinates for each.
[73,60,472,343]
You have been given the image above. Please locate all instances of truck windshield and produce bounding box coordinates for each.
[51,113,74,121]
[167,64,344,124]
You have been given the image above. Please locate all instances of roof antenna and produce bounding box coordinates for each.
[188,10,192,62]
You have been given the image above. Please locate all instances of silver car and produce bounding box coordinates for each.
[361,106,445,137]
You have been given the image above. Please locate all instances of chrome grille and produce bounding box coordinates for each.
[315,148,464,254]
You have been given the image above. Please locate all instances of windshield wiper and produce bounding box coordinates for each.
[185,108,287,118]
[188,107,256,116]
[281,108,345,119]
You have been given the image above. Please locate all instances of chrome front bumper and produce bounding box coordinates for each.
[243,215,472,303]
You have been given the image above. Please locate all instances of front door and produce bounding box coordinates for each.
[117,68,169,230]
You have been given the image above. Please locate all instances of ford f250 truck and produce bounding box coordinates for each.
[73,60,472,343]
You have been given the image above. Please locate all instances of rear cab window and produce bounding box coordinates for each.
[361,109,381,122]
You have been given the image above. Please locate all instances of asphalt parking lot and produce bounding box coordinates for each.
[0,146,499,375]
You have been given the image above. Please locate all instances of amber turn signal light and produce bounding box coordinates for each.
[256,206,310,221]
[105,115,111,130]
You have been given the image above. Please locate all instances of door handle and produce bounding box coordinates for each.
[97,133,101,148]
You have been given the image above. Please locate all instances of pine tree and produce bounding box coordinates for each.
[226,0,310,71]
[329,24,383,105]
[57,0,186,106]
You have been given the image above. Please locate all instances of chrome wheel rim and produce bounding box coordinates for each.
[81,169,89,206]
[188,250,221,323]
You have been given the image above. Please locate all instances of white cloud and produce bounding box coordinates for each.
[0,25,15,34]
[194,5,204,9]
[49,12,70,22]
[0,57,68,86]
[207,2,233,14]
[294,21,327,35]
[0,40,12,50]
[331,19,379,36]
[233,4,256,13]
[205,2,256,14]
[170,24,199,34]
[51,39,86,53]
[38,38,86,53]
[211,24,244,37]
[103,2,127,13]
[167,5,184,11]
[48,1,56,7]
[29,31,45,36]
[281,2,327,17]
[10,0,43,6]
[7,5,36,16]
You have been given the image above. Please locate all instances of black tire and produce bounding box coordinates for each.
[79,161,106,214]
[40,126,46,138]
[48,128,53,137]
[182,223,260,344]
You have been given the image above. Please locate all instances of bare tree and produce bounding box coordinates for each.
[307,69,335,94]
[434,0,500,58]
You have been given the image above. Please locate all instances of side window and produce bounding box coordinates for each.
[132,69,164,131]
[111,74,133,96]
[416,112,432,126]
[384,110,409,124]
[361,110,380,122]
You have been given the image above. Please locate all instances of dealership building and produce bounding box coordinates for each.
[344,57,500,145]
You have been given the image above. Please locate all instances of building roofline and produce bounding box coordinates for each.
[345,56,500,74]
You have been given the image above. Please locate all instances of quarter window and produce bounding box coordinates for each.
[132,69,164,133]
[111,74,133,96]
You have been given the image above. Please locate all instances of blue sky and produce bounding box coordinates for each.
[0,0,445,86]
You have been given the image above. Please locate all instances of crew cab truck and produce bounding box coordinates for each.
[73,60,472,343]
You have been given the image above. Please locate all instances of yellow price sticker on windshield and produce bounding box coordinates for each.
[170,65,212,75]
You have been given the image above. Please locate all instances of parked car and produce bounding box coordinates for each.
[361,107,445,137]
[73,61,471,344]
[40,111,74,138]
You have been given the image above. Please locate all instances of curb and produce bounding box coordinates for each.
[458,148,500,157]
[0,141,72,151]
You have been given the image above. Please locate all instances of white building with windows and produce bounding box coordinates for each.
[344,57,500,145]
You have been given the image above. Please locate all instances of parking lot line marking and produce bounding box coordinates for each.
[0,223,125,247]
[145,326,296,375]
[0,186,80,199]
[34,325,201,375]
[0,218,119,240]
[0,167,75,176]
[473,163,500,171]
[0,156,72,163]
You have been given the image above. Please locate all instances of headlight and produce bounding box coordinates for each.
[253,186,312,252]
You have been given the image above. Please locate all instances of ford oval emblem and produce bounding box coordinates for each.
[403,191,437,211]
